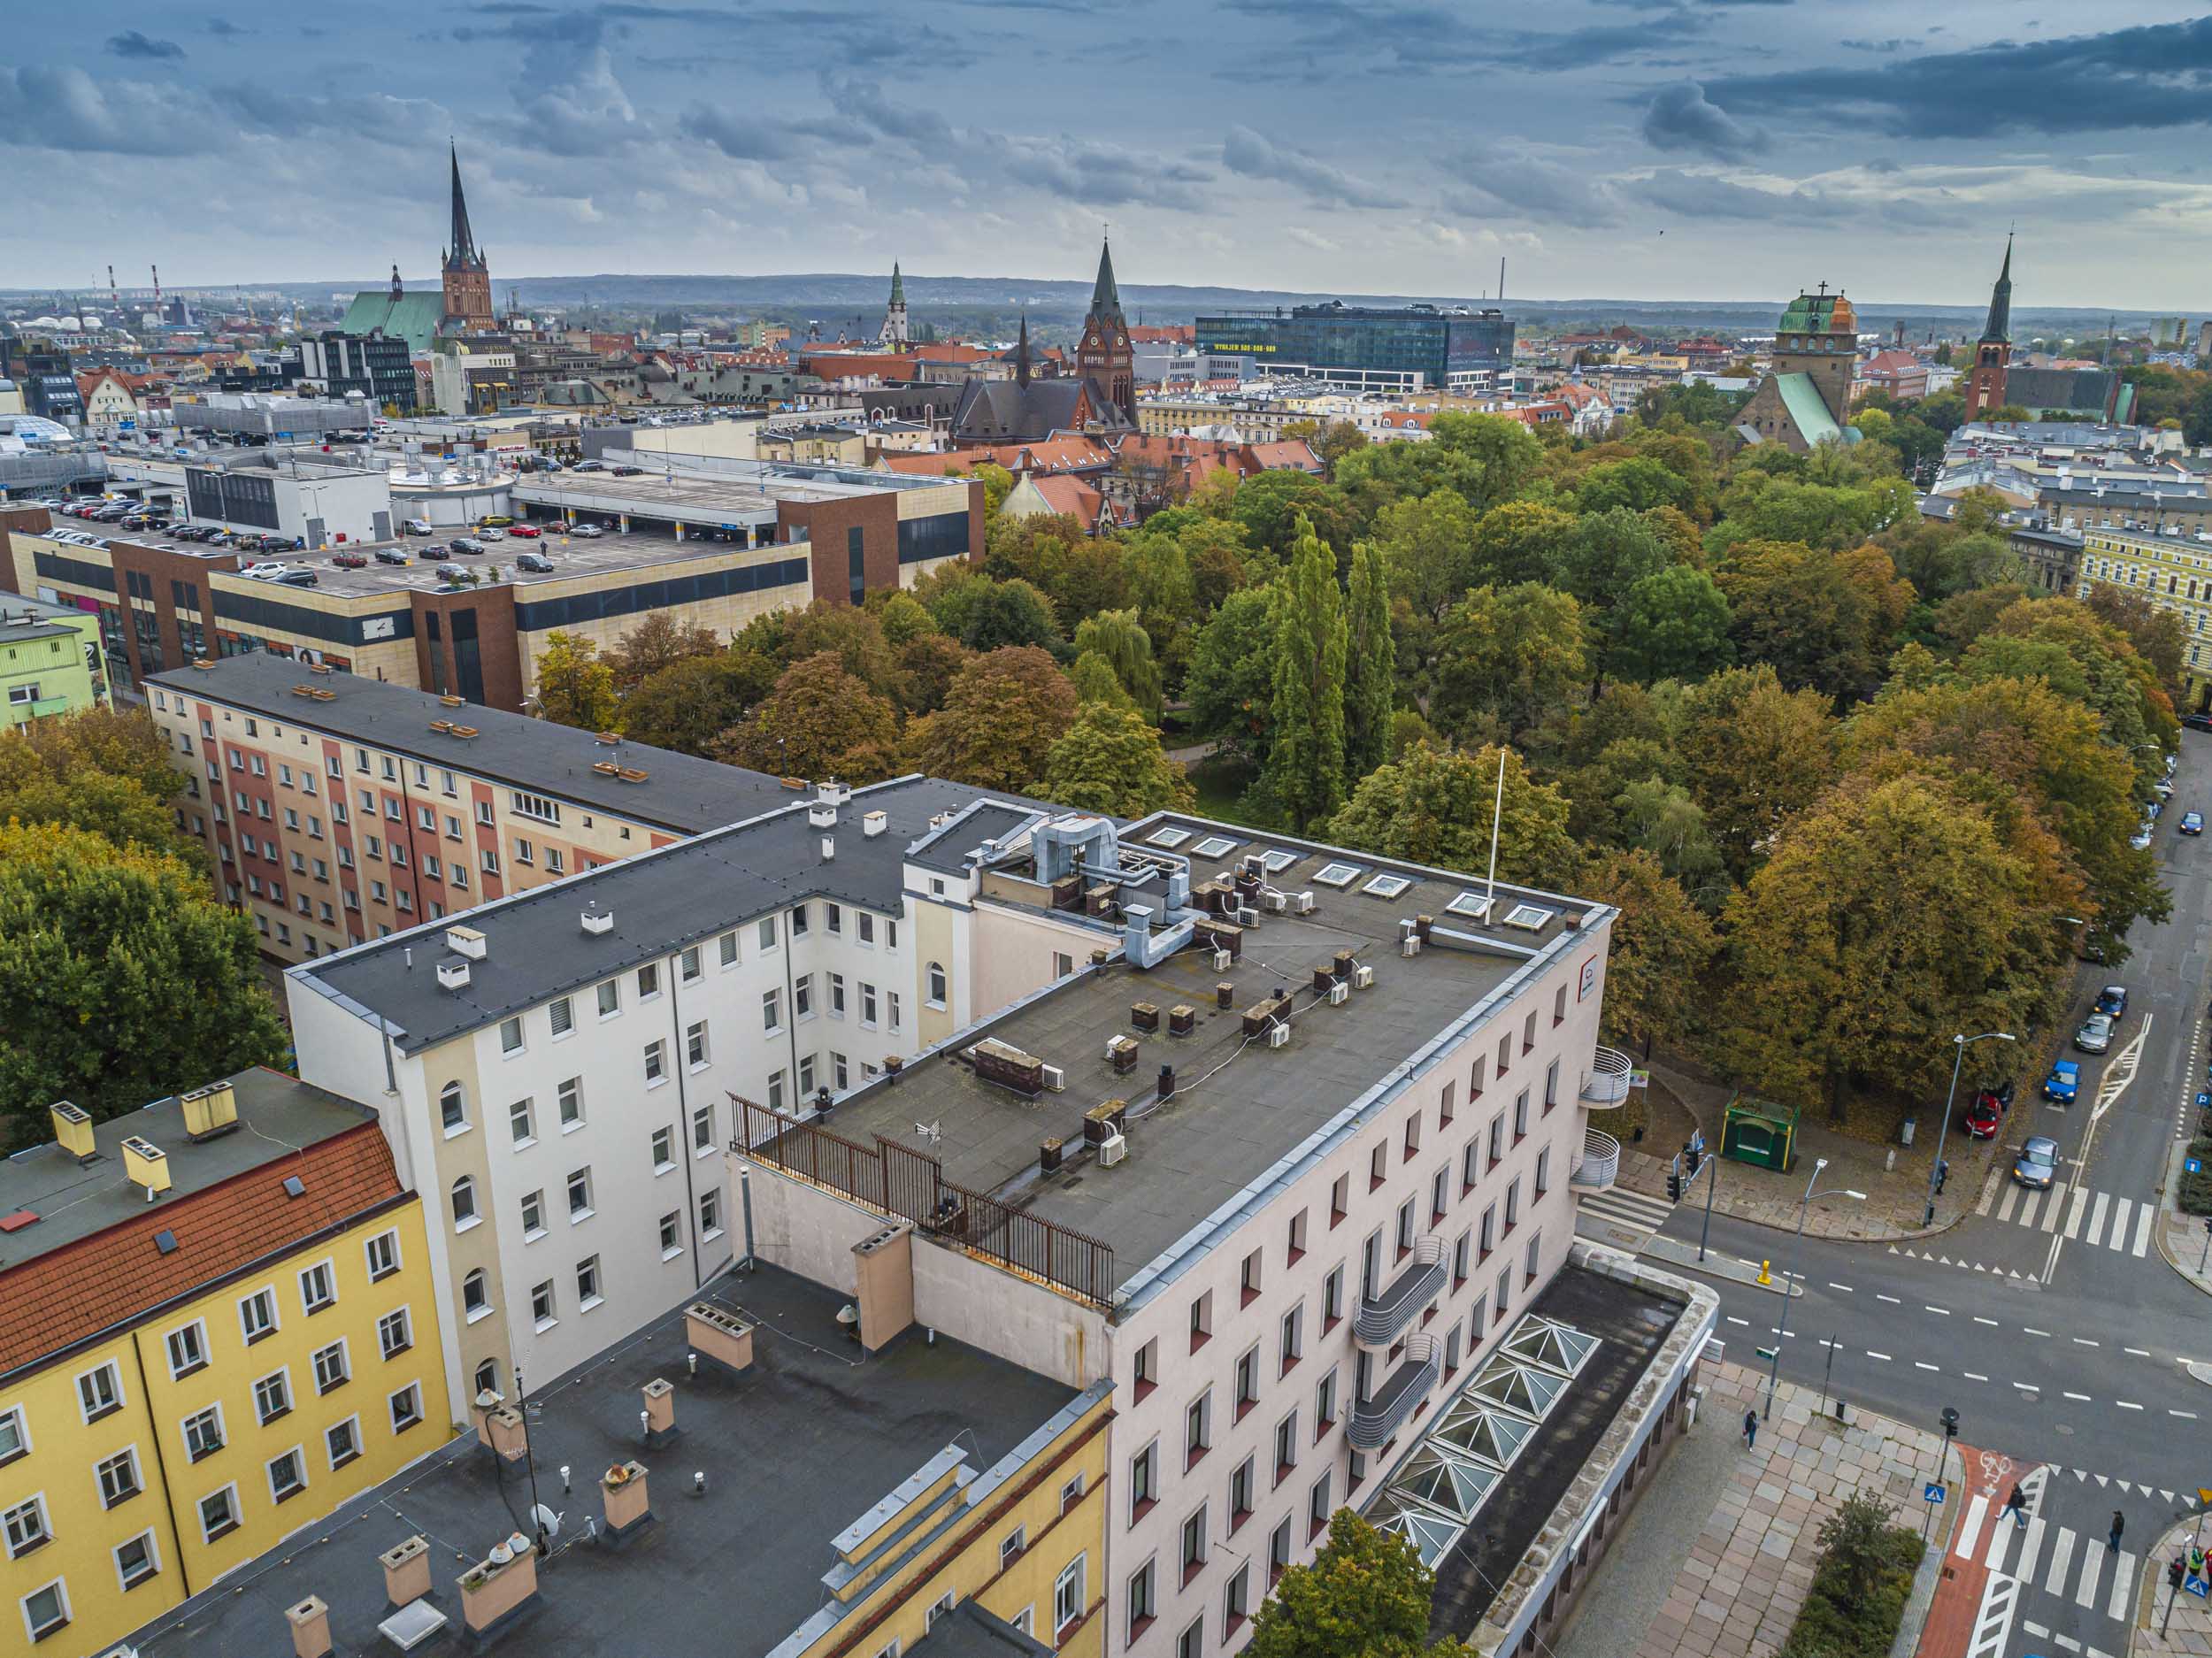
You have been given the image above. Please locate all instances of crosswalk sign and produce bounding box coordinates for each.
[1924,1482,1945,1505]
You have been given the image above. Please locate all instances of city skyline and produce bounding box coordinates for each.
[6,2,2212,306]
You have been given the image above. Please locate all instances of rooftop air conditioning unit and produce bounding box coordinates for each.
[1211,948,1233,971]
[436,959,472,990]
[1237,906,1259,927]
[580,904,613,937]
[1292,892,1315,915]
[1327,980,1349,1007]
[1353,963,1374,989]
[1402,935,1421,958]
[1266,1023,1290,1049]
[1263,892,1286,914]
[1097,1132,1128,1167]
[1041,1063,1067,1093]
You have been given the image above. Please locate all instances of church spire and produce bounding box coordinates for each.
[448,142,481,271]
[1980,233,2013,344]
[1015,311,1031,388]
[1089,237,1123,324]
[889,262,904,306]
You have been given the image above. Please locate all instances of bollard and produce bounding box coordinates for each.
[1756,1260,1771,1286]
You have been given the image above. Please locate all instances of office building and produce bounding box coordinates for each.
[0,1071,450,1658]
[298,332,418,412]
[1194,303,1514,394]
[1,592,103,723]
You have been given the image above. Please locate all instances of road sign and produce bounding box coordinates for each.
[1924,1482,1946,1506]
[1629,1069,1650,1089]
[1755,1346,1778,1362]
[2191,1157,2204,1175]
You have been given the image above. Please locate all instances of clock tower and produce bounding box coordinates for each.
[1074,238,1133,418]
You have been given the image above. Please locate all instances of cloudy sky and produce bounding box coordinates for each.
[7,2,2212,308]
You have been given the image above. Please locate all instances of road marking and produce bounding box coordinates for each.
[1955,1493,1991,1560]
[2026,1328,2052,1338]
[2109,1547,2137,1621]
[1828,1281,1854,1293]
[1975,1316,2001,1327]
[2042,1180,2070,1232]
[2086,1190,2110,1246]
[1877,1293,1901,1304]
[2024,1621,2050,1639]
[2117,1401,2145,1410]
[1977,1173,1998,1217]
[1969,1569,2020,1658]
[1985,1508,2016,1569]
[2014,1381,2039,1392]
[2019,1516,2047,1580]
[2019,1188,2045,1228]
[2046,1526,2077,1595]
[1726,1315,1749,1326]
[1868,1350,1893,1362]
[1998,1183,2022,1223]
[1965,1370,1991,1381]
[2065,1391,2093,1401]
[1916,1361,1940,1371]
[2066,1185,2090,1237]
[2108,1197,2135,1252]
[2173,1410,2199,1419]
[2073,1337,2100,1347]
[2077,1540,2104,1608]
[1927,1305,1952,1316]
[2132,1202,2154,1257]
[2125,1347,2152,1356]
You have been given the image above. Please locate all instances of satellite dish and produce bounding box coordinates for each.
[532,1503,563,1541]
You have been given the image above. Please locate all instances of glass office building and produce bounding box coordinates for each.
[1194,302,1515,392]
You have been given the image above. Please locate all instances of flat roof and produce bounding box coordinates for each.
[295,774,1044,1055]
[127,1264,1081,1658]
[0,591,88,643]
[827,815,1603,1293]
[268,524,803,601]
[148,649,798,835]
[0,1068,373,1268]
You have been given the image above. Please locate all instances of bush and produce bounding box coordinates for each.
[1777,1494,1924,1658]
[2180,1167,2212,1216]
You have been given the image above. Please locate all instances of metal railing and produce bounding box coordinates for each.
[1348,1334,1440,1452]
[1355,1236,1446,1349]
[1579,1045,1634,1106]
[735,1097,1117,1308]
[1570,1128,1621,1191]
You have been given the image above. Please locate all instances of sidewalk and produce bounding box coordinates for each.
[2155,1131,2212,1301]
[1552,1360,1949,1658]
[2124,1516,2211,1655]
[1632,1060,2003,1243]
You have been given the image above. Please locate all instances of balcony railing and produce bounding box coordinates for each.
[1355,1236,1446,1349]
[1570,1128,1620,1191]
[1348,1334,1440,1452]
[1579,1046,1634,1107]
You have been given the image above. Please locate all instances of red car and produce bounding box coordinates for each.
[509,525,542,539]
[329,551,368,569]
[1962,1086,2009,1140]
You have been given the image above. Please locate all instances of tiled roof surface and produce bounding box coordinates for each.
[0,1119,403,1378]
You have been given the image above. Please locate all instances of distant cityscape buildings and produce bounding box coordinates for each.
[1194,301,1515,394]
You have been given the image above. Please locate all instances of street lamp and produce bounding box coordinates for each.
[1925,1031,2015,1226]
[1765,1156,1865,1420]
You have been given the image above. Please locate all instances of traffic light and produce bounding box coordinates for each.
[1668,1171,1683,1201]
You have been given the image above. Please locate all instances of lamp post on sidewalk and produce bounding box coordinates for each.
[1766,1157,1865,1421]
[1925,1032,2016,1226]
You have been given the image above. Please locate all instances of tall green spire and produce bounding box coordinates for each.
[1980,234,2013,344]
[1089,238,1123,323]
[889,262,904,305]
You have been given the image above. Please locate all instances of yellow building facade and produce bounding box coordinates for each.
[2077,526,2212,707]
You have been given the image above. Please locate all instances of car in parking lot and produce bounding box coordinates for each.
[516,551,555,573]
[238,561,292,580]
[2184,713,2212,733]
[374,548,410,566]
[611,464,647,476]
[329,551,367,569]
[2013,1135,2060,1189]
[448,537,481,555]
[477,526,505,540]
[572,460,609,473]
[477,515,514,528]
[273,569,319,587]
[509,524,541,538]
[2042,1060,2079,1102]
[403,518,434,536]
[570,522,605,538]
[435,563,471,584]
[2132,825,2155,850]
[2075,1012,2114,1054]
[2185,811,2204,836]
[2097,985,2128,1019]
[1962,1094,2004,1139]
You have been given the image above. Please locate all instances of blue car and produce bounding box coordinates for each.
[2043,1060,2080,1102]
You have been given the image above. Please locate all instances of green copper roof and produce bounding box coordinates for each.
[337,288,448,354]
[1773,372,1842,447]
[889,262,904,305]
[1776,292,1850,334]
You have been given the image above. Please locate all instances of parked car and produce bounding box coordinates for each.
[611,464,647,476]
[435,563,471,584]
[2013,1136,2060,1189]
[509,524,541,539]
[572,459,609,472]
[515,551,555,573]
[329,551,368,569]
[1962,1094,2004,1139]
[2097,985,2129,1019]
[477,526,505,540]
[403,518,434,536]
[257,534,300,553]
[478,515,514,528]
[238,561,292,580]
[274,569,319,587]
[2042,1060,2079,1102]
[448,537,481,555]
[2075,1013,2114,1054]
[2184,811,2204,836]
[374,548,411,566]
[2132,825,2155,850]
[570,522,605,538]
[2183,713,2212,733]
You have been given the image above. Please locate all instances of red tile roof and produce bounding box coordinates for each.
[1027,473,1107,531]
[887,436,1110,476]
[0,1119,405,1378]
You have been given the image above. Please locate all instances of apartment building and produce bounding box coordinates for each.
[0,593,103,725]
[142,649,804,963]
[2074,522,2212,706]
[280,779,1105,1431]
[0,1071,449,1658]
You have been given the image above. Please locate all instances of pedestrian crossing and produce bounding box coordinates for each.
[1973,1178,2155,1255]
[1951,1493,2143,1623]
[1574,1186,1674,1240]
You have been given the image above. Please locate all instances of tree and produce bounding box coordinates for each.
[1373,490,1481,623]
[1069,651,1136,710]
[1713,772,2049,1125]
[618,650,778,755]
[1071,610,1164,721]
[0,708,198,864]
[1609,564,1733,684]
[905,646,1076,791]
[1229,470,1360,563]
[1573,455,1694,516]
[895,632,974,715]
[1715,539,1893,700]
[1328,742,1581,892]
[1245,1511,1435,1658]
[1344,540,1394,784]
[1676,665,1841,879]
[1430,583,1590,741]
[0,821,287,1144]
[1260,520,1349,830]
[534,631,620,731]
[1185,588,1279,764]
[1578,848,1721,1051]
[1312,419,1369,478]
[1552,507,1671,622]
[1037,535,1133,630]
[959,459,1014,515]
[2085,580,2188,693]
[609,611,720,690]
[1027,703,1195,817]
[783,602,905,701]
[1471,500,1577,588]
[872,589,937,648]
[1609,777,1729,899]
[917,570,1063,652]
[712,653,901,782]
[1124,533,1200,681]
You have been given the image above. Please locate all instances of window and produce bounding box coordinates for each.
[1308,1471,1333,1538]
[789,902,810,938]
[1180,1502,1209,1579]
[795,974,813,1019]
[758,915,778,950]
[1481,1203,1497,1258]
[1487,1113,1504,1166]
[558,1075,585,1129]
[687,1021,710,1069]
[1280,1304,1303,1371]
[1396,1197,1416,1254]
[1315,1368,1338,1432]
[390,1383,424,1432]
[500,1017,524,1055]
[829,972,847,1015]
[4,1497,49,1558]
[1535,1146,1551,1196]
[1513,1090,1530,1141]
[1432,1166,1448,1222]
[116,1530,160,1590]
[927,962,948,1007]
[240,1286,278,1344]
[266,1447,306,1503]
[166,1320,209,1379]
[0,1409,23,1466]
[1273,1409,1297,1478]
[1440,1080,1456,1127]
[1054,1556,1086,1639]
[680,945,702,983]
[692,1103,715,1152]
[644,1039,667,1085]
[521,1188,546,1238]
[1270,1516,1294,1582]
[451,1175,479,1229]
[532,1281,557,1328]
[378,1307,412,1359]
[79,1362,123,1422]
[1240,1248,1262,1305]
[1454,1231,1471,1286]
[719,931,739,967]
[652,1125,675,1171]
[1185,1390,1211,1466]
[1126,1560,1156,1637]
[1505,1177,1521,1231]
[1234,1347,1258,1416]
[568,1167,594,1219]
[96,1446,143,1508]
[860,984,878,1025]
[300,1261,335,1315]
[198,1484,240,1543]
[505,1096,536,1148]
[549,997,573,1037]
[577,1255,603,1308]
[1133,1339,1157,1401]
[1370,1143,1386,1189]
[1225,1562,1251,1632]
[366,1230,399,1282]
[700,1187,723,1239]
[1230,1454,1255,1525]
[826,902,843,936]
[597,979,621,1017]
[1331,1172,1348,1225]
[1189,1290,1211,1350]
[1525,1230,1541,1285]
[20,1579,66,1641]
[857,912,876,945]
[1130,1441,1157,1518]
[183,1406,224,1462]
[1179,1619,1205,1658]
[659,1211,683,1257]
[763,988,782,1033]
[1404,1112,1420,1156]
[1323,1263,1345,1327]
[1462,1140,1479,1194]
[254,1369,292,1424]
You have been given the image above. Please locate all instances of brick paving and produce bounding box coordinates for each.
[1632,1361,1948,1658]
[2133,1518,2212,1657]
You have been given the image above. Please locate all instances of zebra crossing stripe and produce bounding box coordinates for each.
[2076,1541,2104,1609]
[1955,1493,1991,1561]
[2066,1185,2089,1238]
[2131,1203,2154,1257]
[2046,1526,2076,1595]
[2043,1182,2069,1232]
[2108,1547,2136,1621]
[2086,1191,2110,1246]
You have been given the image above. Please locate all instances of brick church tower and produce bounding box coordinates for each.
[440,143,494,330]
[1074,239,1134,418]
[1962,235,2013,423]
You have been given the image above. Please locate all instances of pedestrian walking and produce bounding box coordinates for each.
[1935,1158,1949,1195]
[2110,1509,2126,1552]
[2004,1485,2028,1530]
[1743,1409,1758,1451]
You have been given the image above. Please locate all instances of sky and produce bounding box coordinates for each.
[7,2,2212,309]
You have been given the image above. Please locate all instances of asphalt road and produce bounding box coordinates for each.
[1647,729,2212,1658]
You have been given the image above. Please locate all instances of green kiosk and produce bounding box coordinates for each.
[1720,1092,1800,1172]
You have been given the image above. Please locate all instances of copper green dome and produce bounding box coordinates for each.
[1777,290,1856,335]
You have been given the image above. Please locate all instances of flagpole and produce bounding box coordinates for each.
[1484,748,1505,917]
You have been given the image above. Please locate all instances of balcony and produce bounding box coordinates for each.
[1348,1334,1440,1452]
[1578,1046,1634,1107]
[4,695,72,725]
[1354,1237,1446,1350]
[1569,1128,1620,1193]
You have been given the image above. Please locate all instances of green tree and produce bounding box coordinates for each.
[1578,847,1722,1051]
[1328,741,1581,891]
[1246,1511,1437,1658]
[1124,533,1200,679]
[712,653,902,782]
[872,589,938,648]
[916,570,1063,652]
[1573,454,1694,516]
[1071,610,1164,722]
[895,632,974,715]
[1431,583,1590,740]
[1471,500,1578,588]
[1344,540,1394,784]
[1677,665,1841,879]
[1027,703,1195,817]
[0,708,198,864]
[1260,520,1349,830]
[1229,471,1361,564]
[905,646,1077,791]
[608,611,721,690]
[1312,419,1369,478]
[784,601,906,702]
[2084,580,2189,693]
[0,821,287,1143]
[1184,588,1280,764]
[1610,564,1733,684]
[1609,776,1730,899]
[534,631,620,731]
[1070,651,1136,710]
[958,459,1015,515]
[1715,540,1893,700]
[618,650,778,756]
[1373,490,1481,623]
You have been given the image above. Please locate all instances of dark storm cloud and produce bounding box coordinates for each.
[1641,81,1766,158]
[1697,17,2212,138]
[1221,126,1407,211]
[106,30,185,59]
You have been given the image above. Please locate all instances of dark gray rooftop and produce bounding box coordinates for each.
[911,800,1048,874]
[829,815,1603,1293]
[0,1069,373,1267]
[149,649,796,834]
[296,774,1039,1054]
[126,1264,1080,1658]
[912,1600,1057,1658]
